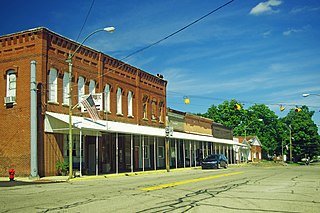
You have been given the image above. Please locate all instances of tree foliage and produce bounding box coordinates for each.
[201,101,320,160]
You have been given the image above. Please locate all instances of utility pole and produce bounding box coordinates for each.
[289,125,292,163]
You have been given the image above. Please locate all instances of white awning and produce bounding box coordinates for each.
[45,111,165,137]
[45,111,238,145]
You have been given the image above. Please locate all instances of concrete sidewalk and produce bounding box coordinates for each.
[0,167,201,183]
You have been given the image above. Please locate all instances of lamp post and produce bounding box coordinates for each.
[66,27,115,179]
[244,119,263,141]
[284,124,292,163]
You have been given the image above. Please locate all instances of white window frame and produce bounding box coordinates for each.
[89,80,95,94]
[116,87,122,115]
[128,91,133,117]
[78,76,85,104]
[48,68,58,103]
[6,70,16,99]
[62,72,69,105]
[151,100,156,120]
[159,102,164,123]
[104,84,111,113]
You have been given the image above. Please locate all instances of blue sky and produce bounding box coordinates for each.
[1,0,320,125]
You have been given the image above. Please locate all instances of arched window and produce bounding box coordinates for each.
[78,76,85,104]
[104,84,111,113]
[89,80,95,94]
[159,101,164,122]
[151,99,156,120]
[6,70,17,103]
[48,68,57,103]
[142,95,148,120]
[128,91,133,117]
[62,72,69,105]
[116,87,122,115]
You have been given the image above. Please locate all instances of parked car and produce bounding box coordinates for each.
[201,154,228,169]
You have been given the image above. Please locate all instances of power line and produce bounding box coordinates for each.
[75,0,96,42]
[120,0,235,61]
[56,0,236,94]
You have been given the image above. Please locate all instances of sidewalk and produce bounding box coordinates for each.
[0,167,201,183]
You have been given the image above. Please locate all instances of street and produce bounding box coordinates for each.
[1,164,319,213]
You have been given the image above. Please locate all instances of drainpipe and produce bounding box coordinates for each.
[30,60,39,178]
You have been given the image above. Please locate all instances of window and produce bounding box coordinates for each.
[48,68,58,103]
[128,91,133,117]
[104,84,111,113]
[78,76,85,104]
[158,146,164,158]
[116,87,122,115]
[89,80,95,94]
[62,72,69,105]
[142,95,148,119]
[144,145,149,159]
[6,70,16,100]
[151,100,156,120]
[159,101,164,122]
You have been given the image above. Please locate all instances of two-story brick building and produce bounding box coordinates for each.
[0,27,168,177]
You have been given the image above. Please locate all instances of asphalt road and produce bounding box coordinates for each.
[1,164,319,213]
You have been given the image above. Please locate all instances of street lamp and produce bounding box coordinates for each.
[244,119,263,141]
[284,124,292,163]
[66,26,115,179]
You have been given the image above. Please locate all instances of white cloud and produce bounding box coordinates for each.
[282,28,302,36]
[250,0,282,15]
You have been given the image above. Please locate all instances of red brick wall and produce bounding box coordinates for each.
[0,28,45,176]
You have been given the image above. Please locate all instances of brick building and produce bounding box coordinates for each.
[0,27,167,176]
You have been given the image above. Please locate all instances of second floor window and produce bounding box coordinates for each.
[104,84,111,113]
[159,101,164,122]
[142,95,148,119]
[62,72,69,105]
[78,76,85,104]
[48,68,57,103]
[116,87,122,115]
[151,100,156,120]
[128,91,133,117]
[89,80,95,94]
[6,70,16,99]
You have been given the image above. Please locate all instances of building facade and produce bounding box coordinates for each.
[238,136,262,162]
[0,28,167,176]
[0,28,243,177]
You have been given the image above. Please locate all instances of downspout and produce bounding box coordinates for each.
[30,60,39,178]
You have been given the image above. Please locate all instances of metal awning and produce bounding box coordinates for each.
[45,111,165,137]
[45,111,239,145]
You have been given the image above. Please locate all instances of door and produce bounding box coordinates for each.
[88,143,96,174]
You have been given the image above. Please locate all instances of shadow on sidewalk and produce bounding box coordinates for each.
[0,180,62,187]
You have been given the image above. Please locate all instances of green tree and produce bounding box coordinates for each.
[203,100,245,135]
[282,106,320,161]
[245,104,281,158]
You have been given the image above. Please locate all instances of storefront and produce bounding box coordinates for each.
[45,111,240,176]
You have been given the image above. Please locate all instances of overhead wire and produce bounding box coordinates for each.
[54,0,237,96]
[75,0,96,42]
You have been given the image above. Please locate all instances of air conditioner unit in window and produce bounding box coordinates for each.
[4,96,16,104]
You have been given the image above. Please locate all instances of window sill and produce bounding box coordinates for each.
[116,113,123,117]
[128,115,134,118]
[62,103,70,107]
[143,118,148,121]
